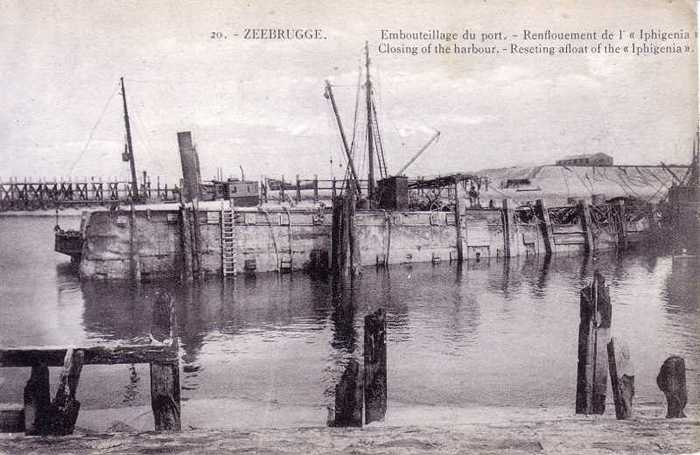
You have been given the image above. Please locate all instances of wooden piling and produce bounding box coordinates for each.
[575,271,611,415]
[313,175,319,202]
[331,188,360,278]
[657,356,687,418]
[501,199,515,257]
[613,199,628,250]
[607,337,634,419]
[23,365,50,435]
[149,292,181,431]
[180,205,194,281]
[535,199,553,255]
[333,359,363,427]
[578,200,594,253]
[454,180,464,262]
[296,174,301,202]
[364,309,387,424]
[48,349,85,435]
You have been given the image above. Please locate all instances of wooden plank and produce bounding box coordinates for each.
[23,365,50,435]
[48,349,84,435]
[0,345,177,367]
[364,309,387,424]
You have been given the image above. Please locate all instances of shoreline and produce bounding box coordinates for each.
[0,403,697,454]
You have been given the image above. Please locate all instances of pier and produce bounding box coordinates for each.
[0,178,177,211]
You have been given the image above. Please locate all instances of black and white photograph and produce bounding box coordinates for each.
[0,1,698,453]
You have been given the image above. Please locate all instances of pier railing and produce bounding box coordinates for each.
[0,178,178,211]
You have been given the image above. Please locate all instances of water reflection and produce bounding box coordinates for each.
[70,251,700,409]
[2,214,698,415]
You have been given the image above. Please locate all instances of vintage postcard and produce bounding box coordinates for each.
[0,1,698,453]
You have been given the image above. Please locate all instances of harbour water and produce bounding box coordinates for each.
[0,214,697,429]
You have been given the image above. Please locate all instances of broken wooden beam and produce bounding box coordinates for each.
[657,356,687,418]
[607,337,634,419]
[364,308,387,424]
[0,345,178,368]
[48,349,84,435]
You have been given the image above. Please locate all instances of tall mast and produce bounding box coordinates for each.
[324,80,362,195]
[121,77,139,201]
[365,41,375,203]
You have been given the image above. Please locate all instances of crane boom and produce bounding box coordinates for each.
[397,130,441,176]
[324,80,362,194]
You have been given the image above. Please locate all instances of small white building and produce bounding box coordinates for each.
[556,152,613,166]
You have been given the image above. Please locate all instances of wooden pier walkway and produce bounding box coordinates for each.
[0,178,178,211]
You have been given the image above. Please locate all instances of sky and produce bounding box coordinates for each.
[0,0,697,184]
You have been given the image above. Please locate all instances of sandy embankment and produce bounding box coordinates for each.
[0,401,697,454]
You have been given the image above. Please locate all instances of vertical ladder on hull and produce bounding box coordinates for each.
[221,200,237,277]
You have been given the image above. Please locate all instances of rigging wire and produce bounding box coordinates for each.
[349,63,363,157]
[68,83,119,174]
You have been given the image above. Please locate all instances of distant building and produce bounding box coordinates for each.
[556,153,613,166]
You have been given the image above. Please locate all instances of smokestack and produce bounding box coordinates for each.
[177,131,201,203]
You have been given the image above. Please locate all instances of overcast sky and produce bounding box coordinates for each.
[0,0,697,184]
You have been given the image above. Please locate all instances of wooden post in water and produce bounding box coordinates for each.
[180,205,194,281]
[364,309,387,424]
[313,174,319,203]
[454,180,464,262]
[657,356,687,418]
[150,292,181,431]
[535,199,553,256]
[296,174,301,202]
[23,364,50,435]
[613,199,628,250]
[501,199,515,258]
[575,271,611,415]
[607,337,634,419]
[578,200,594,253]
[48,349,84,435]
[333,359,363,427]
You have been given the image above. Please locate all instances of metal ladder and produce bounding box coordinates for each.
[221,200,237,276]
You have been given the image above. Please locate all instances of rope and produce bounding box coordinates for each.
[68,83,119,174]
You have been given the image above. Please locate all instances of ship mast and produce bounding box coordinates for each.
[121,77,139,201]
[365,41,375,205]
